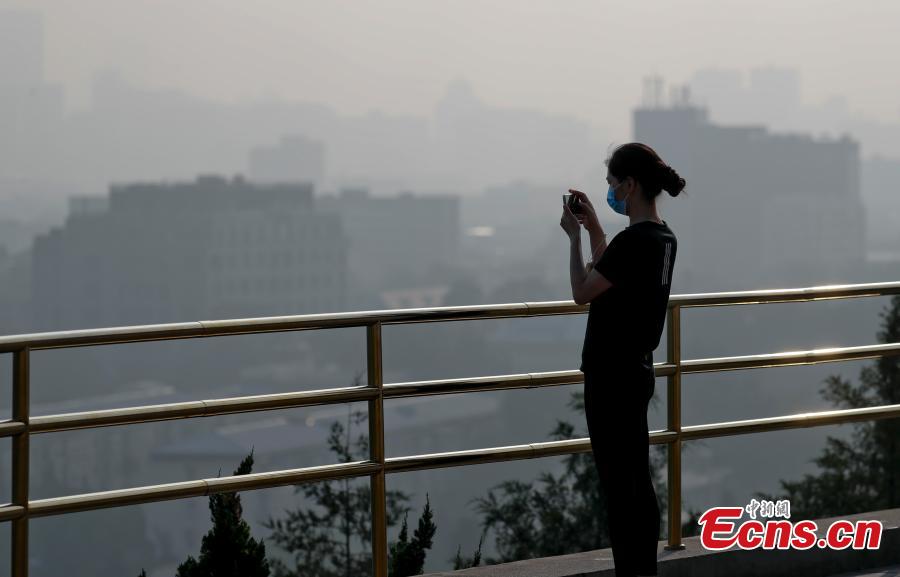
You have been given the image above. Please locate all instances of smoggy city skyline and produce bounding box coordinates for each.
[7,1,900,133]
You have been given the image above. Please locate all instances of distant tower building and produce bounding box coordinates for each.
[633,82,864,288]
[248,135,326,186]
[31,176,348,329]
[642,75,665,109]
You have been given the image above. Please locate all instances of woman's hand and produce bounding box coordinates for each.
[568,188,600,232]
[560,202,581,239]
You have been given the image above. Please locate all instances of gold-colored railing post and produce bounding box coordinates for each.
[367,323,387,577]
[11,348,30,576]
[664,307,686,551]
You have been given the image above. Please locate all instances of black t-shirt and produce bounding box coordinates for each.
[580,219,677,374]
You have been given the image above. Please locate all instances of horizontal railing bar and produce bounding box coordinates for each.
[670,281,900,308]
[384,431,679,474]
[0,420,25,438]
[385,442,571,473]
[681,403,900,440]
[25,367,678,434]
[383,365,675,398]
[1,281,897,352]
[29,386,378,434]
[0,302,582,352]
[199,387,379,415]
[682,342,900,373]
[0,321,208,353]
[384,372,569,398]
[30,402,207,434]
[4,401,900,520]
[0,505,25,522]
[26,461,381,518]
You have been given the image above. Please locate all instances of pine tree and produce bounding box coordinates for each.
[176,450,270,577]
[756,295,900,518]
[388,494,437,577]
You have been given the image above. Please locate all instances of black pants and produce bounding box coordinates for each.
[583,362,660,577]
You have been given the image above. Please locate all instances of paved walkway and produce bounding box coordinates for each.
[422,508,900,577]
[831,566,900,577]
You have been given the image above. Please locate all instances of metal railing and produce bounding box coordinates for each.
[3,280,900,576]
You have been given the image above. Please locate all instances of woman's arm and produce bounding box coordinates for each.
[563,199,613,305]
[570,235,614,305]
[587,226,608,262]
[569,234,588,293]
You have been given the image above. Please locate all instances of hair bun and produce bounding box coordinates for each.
[606,142,685,201]
[660,164,686,197]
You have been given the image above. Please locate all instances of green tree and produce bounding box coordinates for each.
[265,398,436,577]
[176,451,270,577]
[388,494,437,577]
[755,294,900,518]
[471,389,700,563]
[682,509,702,538]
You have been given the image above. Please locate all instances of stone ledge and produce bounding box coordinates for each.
[422,508,900,577]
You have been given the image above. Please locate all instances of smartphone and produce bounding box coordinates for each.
[563,193,582,214]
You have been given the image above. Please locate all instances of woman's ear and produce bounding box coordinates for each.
[628,176,641,199]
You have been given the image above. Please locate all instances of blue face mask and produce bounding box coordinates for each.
[607,181,628,215]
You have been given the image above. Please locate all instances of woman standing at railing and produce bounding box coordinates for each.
[560,142,685,577]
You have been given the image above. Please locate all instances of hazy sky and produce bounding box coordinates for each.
[6,0,900,132]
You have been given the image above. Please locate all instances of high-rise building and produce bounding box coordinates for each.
[633,83,865,288]
[862,156,900,258]
[31,175,348,329]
